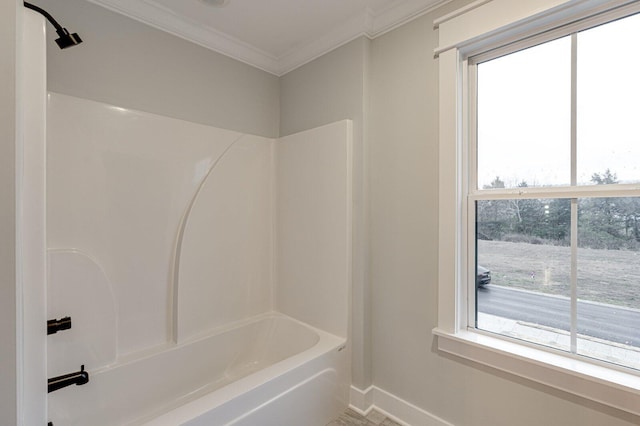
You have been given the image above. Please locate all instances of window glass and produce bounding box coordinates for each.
[476,199,571,351]
[477,36,571,189]
[577,197,640,369]
[577,13,640,185]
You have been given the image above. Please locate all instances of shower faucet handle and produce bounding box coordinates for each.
[47,316,72,335]
[48,365,90,393]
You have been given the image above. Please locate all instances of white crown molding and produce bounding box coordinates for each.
[368,0,453,37]
[276,11,369,75]
[87,0,448,76]
[433,0,492,29]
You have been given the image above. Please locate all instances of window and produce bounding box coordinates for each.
[472,12,640,372]
[435,0,640,416]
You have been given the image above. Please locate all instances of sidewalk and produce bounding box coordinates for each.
[478,312,640,370]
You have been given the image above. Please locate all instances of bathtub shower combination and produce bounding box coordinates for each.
[45,92,353,425]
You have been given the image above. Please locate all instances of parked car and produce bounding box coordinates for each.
[476,265,491,287]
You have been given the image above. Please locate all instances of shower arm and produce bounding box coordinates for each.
[23,1,83,49]
[23,2,64,33]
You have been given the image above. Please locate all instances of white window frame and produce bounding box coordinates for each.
[433,0,640,416]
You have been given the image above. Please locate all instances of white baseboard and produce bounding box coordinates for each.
[349,385,375,415]
[349,385,453,426]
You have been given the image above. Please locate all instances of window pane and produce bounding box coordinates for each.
[476,199,571,351]
[577,13,640,185]
[577,197,640,369]
[477,36,571,189]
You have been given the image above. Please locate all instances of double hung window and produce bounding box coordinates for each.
[435,0,640,415]
[470,10,640,371]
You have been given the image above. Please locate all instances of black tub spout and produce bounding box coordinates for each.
[47,316,71,335]
[48,365,89,393]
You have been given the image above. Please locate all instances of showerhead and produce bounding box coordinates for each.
[24,1,83,50]
[55,28,82,49]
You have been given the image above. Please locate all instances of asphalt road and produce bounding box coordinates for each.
[477,285,640,348]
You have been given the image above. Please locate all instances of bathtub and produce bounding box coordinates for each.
[48,313,349,425]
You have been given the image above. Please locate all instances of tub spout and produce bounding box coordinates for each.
[48,365,89,393]
[47,316,72,335]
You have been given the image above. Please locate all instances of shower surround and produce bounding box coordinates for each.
[46,93,352,425]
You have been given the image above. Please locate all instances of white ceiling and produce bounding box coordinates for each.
[87,0,446,75]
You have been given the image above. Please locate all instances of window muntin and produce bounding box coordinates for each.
[472,12,640,371]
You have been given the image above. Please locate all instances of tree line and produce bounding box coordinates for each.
[477,170,640,250]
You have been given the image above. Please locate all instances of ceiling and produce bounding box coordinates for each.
[87,0,446,75]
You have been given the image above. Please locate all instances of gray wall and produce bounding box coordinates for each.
[276,8,640,422]
[0,1,17,424]
[37,0,280,138]
[368,2,640,425]
[280,37,372,391]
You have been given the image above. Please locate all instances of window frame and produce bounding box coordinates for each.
[434,0,640,416]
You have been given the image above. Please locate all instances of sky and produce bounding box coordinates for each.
[476,12,640,189]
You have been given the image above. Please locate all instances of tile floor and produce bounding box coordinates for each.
[327,409,402,426]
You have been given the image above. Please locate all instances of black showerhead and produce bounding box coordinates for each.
[54,28,82,49]
[24,2,83,49]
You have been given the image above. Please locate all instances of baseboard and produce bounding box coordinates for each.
[349,385,375,415]
[349,385,453,426]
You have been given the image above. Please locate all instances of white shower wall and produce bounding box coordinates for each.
[176,135,274,343]
[47,93,274,361]
[276,122,352,337]
[47,93,352,373]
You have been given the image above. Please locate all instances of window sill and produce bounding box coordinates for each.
[433,327,640,416]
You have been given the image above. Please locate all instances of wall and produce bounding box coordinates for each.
[0,0,18,423]
[35,0,279,138]
[280,37,371,390]
[368,2,640,426]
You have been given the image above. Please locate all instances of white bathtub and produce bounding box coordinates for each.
[48,313,349,425]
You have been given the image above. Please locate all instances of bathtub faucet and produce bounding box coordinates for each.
[47,316,72,335]
[48,365,90,393]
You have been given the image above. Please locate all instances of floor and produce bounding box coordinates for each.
[328,409,403,426]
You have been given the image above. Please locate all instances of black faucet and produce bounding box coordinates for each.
[48,365,89,393]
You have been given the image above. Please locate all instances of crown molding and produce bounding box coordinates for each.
[368,0,453,37]
[87,0,447,76]
[277,11,369,75]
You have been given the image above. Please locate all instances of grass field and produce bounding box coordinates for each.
[477,240,640,308]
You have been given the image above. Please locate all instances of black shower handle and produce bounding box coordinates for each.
[48,365,89,393]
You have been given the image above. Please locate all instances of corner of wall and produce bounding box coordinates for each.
[277,38,373,392]
[349,385,454,426]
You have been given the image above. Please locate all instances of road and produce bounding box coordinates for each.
[477,285,640,348]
